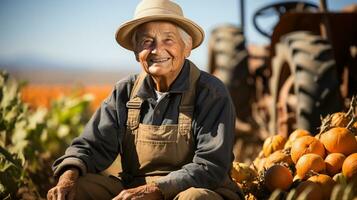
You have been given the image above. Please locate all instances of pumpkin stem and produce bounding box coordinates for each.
[345,96,357,118]
[319,114,332,134]
[346,96,357,133]
[305,170,319,179]
[346,112,356,132]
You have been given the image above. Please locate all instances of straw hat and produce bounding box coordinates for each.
[115,0,204,51]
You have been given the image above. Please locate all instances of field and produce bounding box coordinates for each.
[21,84,113,111]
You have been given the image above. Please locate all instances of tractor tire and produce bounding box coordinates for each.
[270,31,342,135]
[208,24,253,121]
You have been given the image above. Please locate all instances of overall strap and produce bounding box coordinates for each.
[178,61,201,138]
[126,73,146,130]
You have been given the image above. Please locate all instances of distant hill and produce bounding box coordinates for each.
[1,67,138,85]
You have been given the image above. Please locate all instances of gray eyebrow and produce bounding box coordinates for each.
[137,31,176,38]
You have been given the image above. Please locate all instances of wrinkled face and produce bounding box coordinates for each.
[134,21,191,79]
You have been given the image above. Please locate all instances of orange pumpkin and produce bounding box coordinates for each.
[324,153,346,176]
[295,181,323,200]
[264,164,293,192]
[319,127,357,156]
[262,135,287,157]
[291,136,326,164]
[308,174,336,199]
[330,112,350,127]
[284,129,311,149]
[296,154,326,179]
[342,153,357,180]
[264,150,293,168]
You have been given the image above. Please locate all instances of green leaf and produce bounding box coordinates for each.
[27,108,47,130]
[0,131,6,146]
[0,183,5,194]
[0,146,22,169]
[0,158,13,172]
[1,79,19,109]
[4,106,19,125]
[12,121,28,143]
[11,140,29,152]
[57,125,70,138]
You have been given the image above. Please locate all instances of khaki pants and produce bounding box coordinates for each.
[75,173,225,200]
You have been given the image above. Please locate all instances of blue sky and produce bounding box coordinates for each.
[0,0,355,72]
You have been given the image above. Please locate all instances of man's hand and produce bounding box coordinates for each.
[112,183,163,200]
[47,168,79,200]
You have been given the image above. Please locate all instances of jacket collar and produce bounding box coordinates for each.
[136,59,190,99]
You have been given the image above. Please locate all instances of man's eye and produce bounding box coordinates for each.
[142,40,153,46]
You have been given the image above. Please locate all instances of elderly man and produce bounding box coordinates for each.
[47,0,243,199]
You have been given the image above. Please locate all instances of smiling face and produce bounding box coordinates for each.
[133,21,192,90]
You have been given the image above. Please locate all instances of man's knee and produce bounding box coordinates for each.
[75,173,123,200]
[175,187,224,200]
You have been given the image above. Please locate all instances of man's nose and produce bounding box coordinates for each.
[151,41,163,54]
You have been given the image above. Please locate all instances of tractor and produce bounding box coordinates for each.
[208,0,357,161]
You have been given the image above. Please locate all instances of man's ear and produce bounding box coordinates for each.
[185,49,192,58]
[184,39,192,58]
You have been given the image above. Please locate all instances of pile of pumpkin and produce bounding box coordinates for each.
[231,98,357,200]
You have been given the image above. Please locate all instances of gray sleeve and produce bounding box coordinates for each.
[154,85,236,199]
[52,86,125,177]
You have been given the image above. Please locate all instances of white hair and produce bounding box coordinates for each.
[177,27,192,48]
[132,24,192,50]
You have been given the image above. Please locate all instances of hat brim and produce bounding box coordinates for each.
[115,14,204,51]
